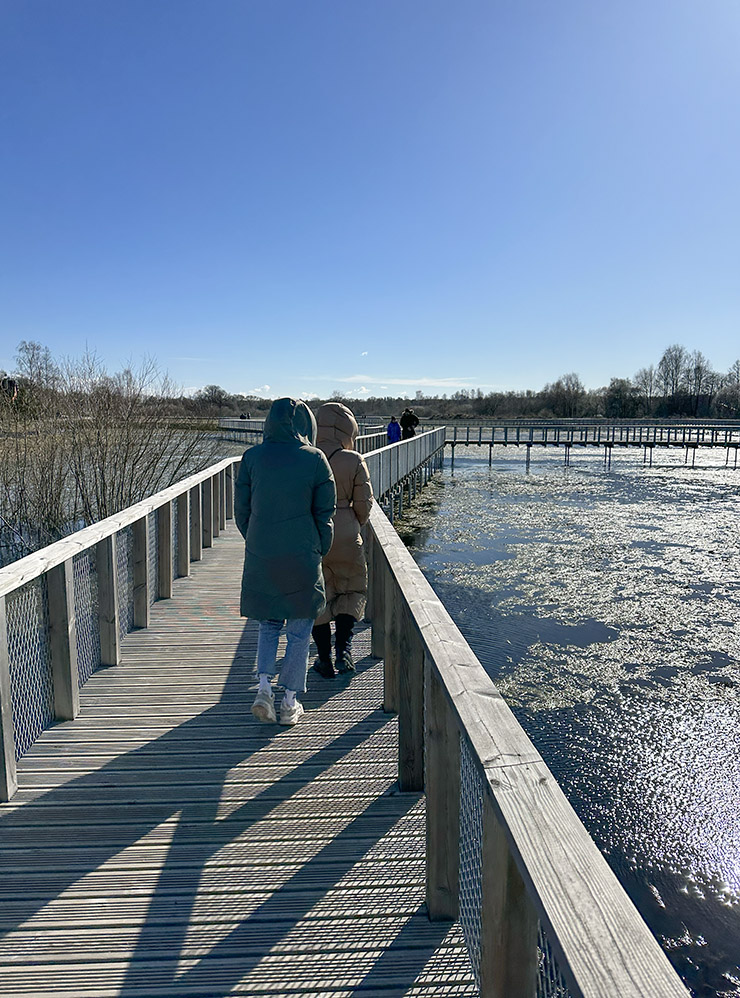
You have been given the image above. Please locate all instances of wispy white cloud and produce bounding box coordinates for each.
[249,384,271,395]
[361,351,369,356]
[334,373,476,388]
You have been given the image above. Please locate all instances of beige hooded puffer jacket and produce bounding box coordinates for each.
[314,402,374,624]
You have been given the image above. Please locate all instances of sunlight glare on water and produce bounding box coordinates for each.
[402,444,740,998]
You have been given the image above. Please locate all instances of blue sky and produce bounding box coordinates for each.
[2,0,739,399]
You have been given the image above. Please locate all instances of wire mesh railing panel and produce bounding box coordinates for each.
[116,526,134,641]
[73,548,100,686]
[458,733,484,987]
[147,511,158,605]
[537,924,573,998]
[5,578,54,758]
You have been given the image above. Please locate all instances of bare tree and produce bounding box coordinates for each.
[657,344,688,399]
[0,345,221,565]
[59,352,220,523]
[633,365,656,414]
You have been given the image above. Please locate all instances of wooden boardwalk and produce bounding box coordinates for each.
[0,525,476,998]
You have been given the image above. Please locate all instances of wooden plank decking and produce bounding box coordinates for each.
[0,525,476,998]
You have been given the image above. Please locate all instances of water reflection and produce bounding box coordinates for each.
[402,445,740,997]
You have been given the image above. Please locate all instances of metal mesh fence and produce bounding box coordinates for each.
[147,511,158,605]
[537,924,572,998]
[458,736,573,998]
[5,578,54,758]
[116,526,134,642]
[73,548,101,686]
[458,733,484,987]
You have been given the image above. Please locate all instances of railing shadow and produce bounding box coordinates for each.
[0,620,452,996]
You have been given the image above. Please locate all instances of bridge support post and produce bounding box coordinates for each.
[480,792,539,998]
[398,604,423,791]
[176,492,190,578]
[370,534,386,661]
[157,502,173,599]
[202,478,213,549]
[425,658,459,920]
[212,476,221,538]
[47,558,80,721]
[190,484,203,561]
[219,470,227,530]
[226,463,235,520]
[383,567,400,714]
[96,534,120,666]
[0,595,18,801]
[133,515,150,627]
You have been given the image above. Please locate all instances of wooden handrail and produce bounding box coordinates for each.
[368,503,690,998]
[0,432,444,801]
[0,457,238,600]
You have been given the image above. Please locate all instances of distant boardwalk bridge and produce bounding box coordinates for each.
[218,416,740,467]
[0,429,691,996]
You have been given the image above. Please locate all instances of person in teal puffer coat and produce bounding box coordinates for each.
[235,398,336,726]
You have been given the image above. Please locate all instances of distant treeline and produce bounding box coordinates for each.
[163,344,740,422]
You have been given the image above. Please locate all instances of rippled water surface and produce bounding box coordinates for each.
[401,445,740,998]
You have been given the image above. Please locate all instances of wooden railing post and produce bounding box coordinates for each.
[226,463,234,520]
[176,492,190,578]
[157,501,173,599]
[47,559,80,720]
[212,476,220,538]
[383,569,400,714]
[425,659,460,919]
[479,791,539,997]
[219,469,226,530]
[96,534,120,666]
[190,483,203,560]
[398,604,423,790]
[132,516,149,628]
[363,527,374,623]
[370,532,386,661]
[0,595,18,801]
[202,477,213,549]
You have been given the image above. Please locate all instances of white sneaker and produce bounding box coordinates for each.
[279,699,304,726]
[251,690,276,723]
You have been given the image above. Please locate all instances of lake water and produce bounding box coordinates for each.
[399,444,740,998]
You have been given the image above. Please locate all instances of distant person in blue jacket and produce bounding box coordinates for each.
[387,415,401,444]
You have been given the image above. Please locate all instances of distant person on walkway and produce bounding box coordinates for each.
[311,402,374,678]
[235,398,336,725]
[400,407,419,439]
[386,415,402,444]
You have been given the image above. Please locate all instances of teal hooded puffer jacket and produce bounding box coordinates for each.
[235,398,336,621]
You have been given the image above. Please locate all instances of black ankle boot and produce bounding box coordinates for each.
[311,623,336,678]
[334,614,355,674]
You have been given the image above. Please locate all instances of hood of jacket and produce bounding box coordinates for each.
[316,402,358,451]
[263,397,317,446]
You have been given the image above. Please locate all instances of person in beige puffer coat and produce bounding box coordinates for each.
[311,402,374,677]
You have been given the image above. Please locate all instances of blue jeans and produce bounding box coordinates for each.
[256,618,313,694]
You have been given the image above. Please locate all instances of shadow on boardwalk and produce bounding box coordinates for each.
[0,615,472,996]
